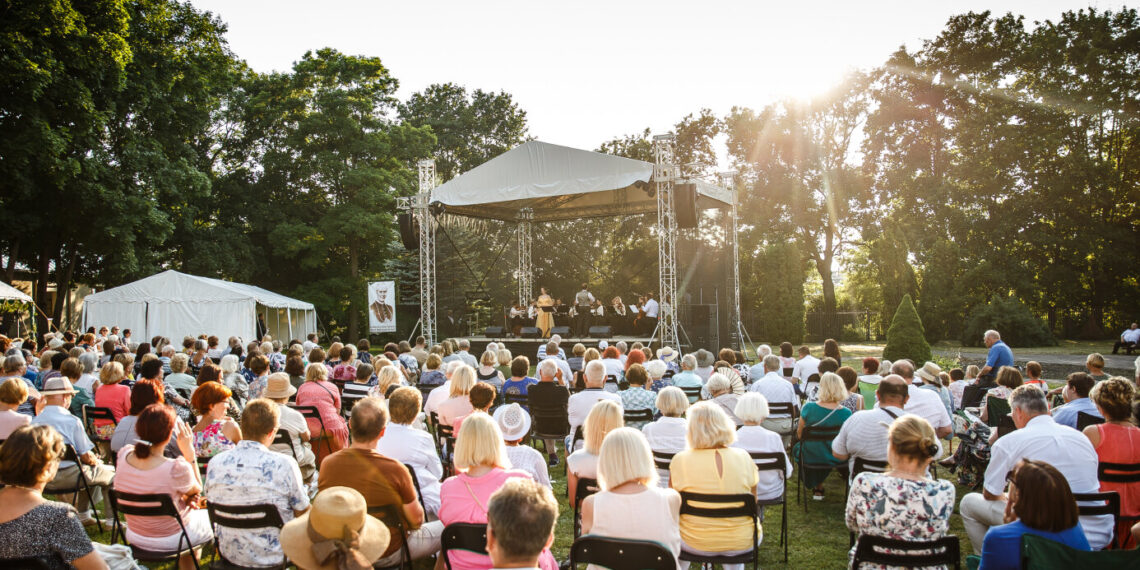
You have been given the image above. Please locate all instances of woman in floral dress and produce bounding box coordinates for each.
[846,414,956,568]
[191,381,242,459]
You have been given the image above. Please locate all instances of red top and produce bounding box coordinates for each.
[1095,422,1140,548]
[94,383,132,426]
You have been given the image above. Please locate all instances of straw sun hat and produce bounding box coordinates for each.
[280,486,390,570]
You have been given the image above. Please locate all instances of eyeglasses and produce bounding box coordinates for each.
[1005,470,1017,486]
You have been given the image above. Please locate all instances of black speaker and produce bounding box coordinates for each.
[588,325,612,338]
[398,213,419,250]
[484,326,505,337]
[551,326,571,336]
[520,327,541,338]
[675,183,698,229]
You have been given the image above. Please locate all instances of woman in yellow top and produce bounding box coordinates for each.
[669,401,759,570]
[535,287,555,338]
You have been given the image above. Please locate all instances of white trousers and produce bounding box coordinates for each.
[372,519,444,567]
[959,493,1006,554]
[125,509,213,552]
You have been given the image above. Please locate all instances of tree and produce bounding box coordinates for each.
[752,241,806,343]
[883,294,932,364]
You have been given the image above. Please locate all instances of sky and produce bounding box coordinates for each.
[188,0,1128,155]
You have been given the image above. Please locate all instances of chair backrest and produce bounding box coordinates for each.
[111,489,181,519]
[1077,411,1106,431]
[663,370,676,379]
[996,415,1017,439]
[0,555,56,569]
[569,425,584,452]
[750,451,787,476]
[767,402,796,418]
[207,502,285,530]
[800,424,842,443]
[366,504,408,533]
[1097,461,1140,484]
[82,405,117,426]
[570,535,676,570]
[272,429,299,461]
[504,392,528,406]
[575,477,600,508]
[329,378,346,394]
[852,535,960,568]
[653,450,676,471]
[623,408,654,424]
[440,523,488,570]
[288,404,320,420]
[985,396,1011,428]
[852,457,888,479]
[529,401,570,438]
[404,463,426,512]
[1020,532,1137,568]
[680,386,703,402]
[1073,491,1121,519]
[678,491,758,520]
[960,384,991,409]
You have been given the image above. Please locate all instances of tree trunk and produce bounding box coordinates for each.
[52,254,76,329]
[347,241,360,341]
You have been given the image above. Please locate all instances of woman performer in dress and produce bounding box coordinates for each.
[610,297,628,335]
[536,287,555,338]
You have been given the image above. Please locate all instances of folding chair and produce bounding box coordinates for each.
[573,477,600,538]
[404,463,428,514]
[1098,460,1140,549]
[529,399,570,457]
[846,457,888,546]
[288,404,332,457]
[604,375,621,391]
[272,428,299,462]
[108,489,201,570]
[436,422,456,477]
[207,502,286,569]
[1073,491,1121,549]
[791,424,843,510]
[503,392,528,407]
[623,408,654,426]
[329,378,346,394]
[367,504,414,570]
[680,386,703,403]
[440,523,487,570]
[1020,532,1138,568]
[42,444,104,533]
[652,450,676,472]
[569,425,585,454]
[751,451,789,562]
[341,395,363,419]
[985,396,1011,428]
[677,491,759,570]
[197,455,212,477]
[569,535,676,570]
[1077,411,1106,431]
[851,535,960,569]
[0,555,55,569]
[81,405,117,461]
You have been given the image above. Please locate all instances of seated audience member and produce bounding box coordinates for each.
[59,357,94,417]
[280,486,391,570]
[206,399,311,567]
[915,361,953,420]
[642,387,690,486]
[566,360,623,449]
[440,412,556,570]
[476,350,505,393]
[748,354,799,444]
[693,349,716,383]
[191,381,241,459]
[567,343,586,372]
[114,404,212,564]
[832,375,916,473]
[502,356,538,401]
[948,367,969,410]
[164,353,198,417]
[110,380,181,458]
[0,377,32,439]
[978,460,1090,569]
[670,354,704,402]
[0,425,107,569]
[32,377,115,524]
[1022,361,1046,389]
[453,382,496,433]
[295,362,348,464]
[646,359,670,393]
[1051,372,1100,429]
[858,356,883,387]
[581,427,682,562]
[342,362,376,402]
[75,352,100,395]
[320,397,443,566]
[528,360,571,467]
[669,402,759,570]
[486,479,559,570]
[1082,376,1140,548]
[837,366,863,412]
[262,373,316,483]
[496,403,551,487]
[218,354,249,409]
[892,360,953,438]
[3,354,40,416]
[331,345,357,382]
[568,400,624,507]
[846,415,955,564]
[793,372,853,500]
[960,385,1112,553]
[377,387,443,517]
[600,346,625,390]
[1085,352,1111,383]
[92,362,131,438]
[419,353,446,387]
[706,372,743,426]
[284,354,306,389]
[620,363,657,429]
[244,354,271,401]
[371,364,406,402]
[437,364,477,427]
[733,393,793,507]
[426,361,463,416]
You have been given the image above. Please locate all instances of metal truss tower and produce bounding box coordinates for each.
[416,160,438,347]
[516,208,534,307]
[653,134,680,350]
[719,171,750,350]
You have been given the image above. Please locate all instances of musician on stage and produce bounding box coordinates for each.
[535,287,555,337]
[640,292,660,336]
[573,283,595,338]
[608,296,628,335]
[509,303,528,336]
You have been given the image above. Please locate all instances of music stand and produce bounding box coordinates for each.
[540,306,555,313]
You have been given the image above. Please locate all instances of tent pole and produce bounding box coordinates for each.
[516,208,533,308]
[652,134,680,351]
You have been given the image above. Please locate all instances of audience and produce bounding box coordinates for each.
[376,387,444,518]
[670,354,704,401]
[892,360,953,439]
[109,381,181,458]
[581,427,682,562]
[437,364,477,427]
[476,349,506,393]
[642,386,690,486]
[528,359,570,467]
[294,362,347,464]
[832,375,917,474]
[978,460,1089,569]
[191,380,241,459]
[1082,376,1139,548]
[646,359,670,393]
[496,403,551,487]
[706,372,743,426]
[793,372,852,500]
[567,360,623,450]
[793,346,821,401]
[845,415,955,565]
[669,402,759,570]
[0,425,107,569]
[568,399,623,506]
[262,373,317,483]
[619,363,657,429]
[502,355,538,400]
[1051,372,1100,429]
[453,382,496,432]
[486,479,559,570]
[0,377,32,439]
[836,366,863,412]
[92,362,131,438]
[748,354,799,444]
[915,361,953,419]
[419,353,446,387]
[733,393,793,508]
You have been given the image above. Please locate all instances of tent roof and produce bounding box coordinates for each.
[84,270,314,310]
[429,141,732,222]
[0,281,33,303]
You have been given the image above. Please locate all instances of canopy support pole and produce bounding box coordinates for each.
[653,134,680,351]
[417,159,439,347]
[516,208,533,307]
[719,171,752,352]
[286,308,293,341]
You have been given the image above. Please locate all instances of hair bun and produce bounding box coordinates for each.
[926,443,940,458]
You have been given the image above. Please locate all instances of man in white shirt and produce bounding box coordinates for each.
[832,375,912,473]
[748,345,772,380]
[748,355,799,444]
[540,342,572,387]
[302,333,319,355]
[536,335,566,361]
[454,339,478,368]
[1113,322,1140,354]
[565,360,622,449]
[792,346,820,396]
[891,360,952,438]
[425,361,464,416]
[640,293,660,336]
[959,384,1113,553]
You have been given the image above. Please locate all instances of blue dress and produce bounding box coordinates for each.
[792,402,851,487]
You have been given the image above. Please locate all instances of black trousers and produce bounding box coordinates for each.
[1113,340,1137,354]
[640,316,658,336]
[574,309,592,337]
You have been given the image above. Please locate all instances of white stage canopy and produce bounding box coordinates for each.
[0,281,33,303]
[428,140,732,222]
[82,270,316,344]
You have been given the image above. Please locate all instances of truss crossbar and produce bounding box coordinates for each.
[653,134,680,350]
[417,160,438,347]
[516,208,534,307]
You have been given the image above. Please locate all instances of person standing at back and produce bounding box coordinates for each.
[574,283,595,338]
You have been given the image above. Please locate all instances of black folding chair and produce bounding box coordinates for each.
[43,444,104,533]
[503,392,529,407]
[440,523,487,570]
[529,400,570,456]
[851,535,960,569]
[404,463,428,514]
[1098,461,1140,549]
[652,450,676,472]
[207,502,286,569]
[604,375,621,391]
[680,386,703,402]
[845,457,888,546]
[197,455,212,477]
[108,489,201,569]
[569,425,585,453]
[288,404,332,457]
[272,428,300,461]
[341,395,363,419]
[436,422,456,477]
[0,555,56,569]
[1077,411,1106,431]
[623,408,654,426]
[573,477,600,538]
[677,491,759,570]
[985,396,1010,428]
[791,424,843,510]
[1073,491,1121,550]
[569,535,676,570]
[367,504,414,570]
[81,405,117,445]
[751,451,790,562]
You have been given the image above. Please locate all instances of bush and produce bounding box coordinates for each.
[961,296,1056,347]
[840,323,865,343]
[883,295,932,364]
[753,241,806,344]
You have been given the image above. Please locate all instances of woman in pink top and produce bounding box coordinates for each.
[114,404,212,568]
[295,362,348,466]
[437,364,477,427]
[1084,377,1140,549]
[0,378,32,439]
[439,413,557,570]
[93,362,132,438]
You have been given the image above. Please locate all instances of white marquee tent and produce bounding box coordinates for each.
[0,281,33,304]
[82,270,316,344]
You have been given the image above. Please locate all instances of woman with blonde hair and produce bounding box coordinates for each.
[669,402,759,570]
[567,399,624,506]
[581,428,682,564]
[439,413,556,570]
[293,362,348,464]
[92,361,131,438]
[643,386,690,486]
[793,372,852,500]
[846,414,954,565]
[371,365,404,400]
[437,364,477,426]
[476,350,505,393]
[0,377,31,439]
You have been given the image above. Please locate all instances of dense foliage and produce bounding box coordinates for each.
[962,296,1056,348]
[883,295,933,364]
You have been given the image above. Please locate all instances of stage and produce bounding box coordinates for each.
[466,335,657,357]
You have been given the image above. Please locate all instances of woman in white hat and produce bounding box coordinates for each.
[915,362,953,420]
[263,373,316,484]
[495,403,550,488]
[280,486,390,570]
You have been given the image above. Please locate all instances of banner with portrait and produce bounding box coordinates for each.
[367,281,397,333]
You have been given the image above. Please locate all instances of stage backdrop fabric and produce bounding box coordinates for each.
[368,281,397,333]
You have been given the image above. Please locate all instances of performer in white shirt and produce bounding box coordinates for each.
[640,293,660,336]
